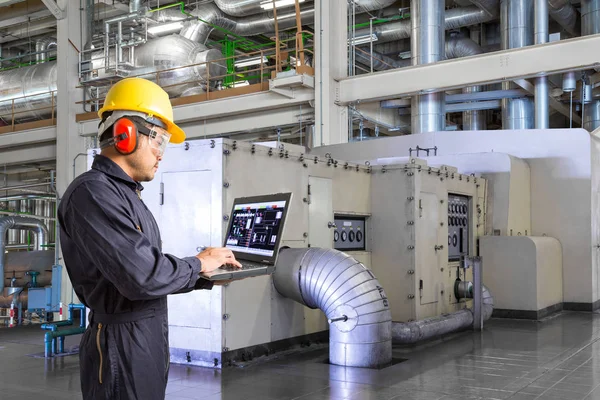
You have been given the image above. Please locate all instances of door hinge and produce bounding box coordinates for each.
[159,182,164,205]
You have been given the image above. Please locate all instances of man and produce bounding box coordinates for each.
[58,77,241,400]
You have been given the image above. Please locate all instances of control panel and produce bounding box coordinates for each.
[333,216,366,251]
[448,194,470,260]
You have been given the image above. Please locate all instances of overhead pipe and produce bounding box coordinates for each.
[35,37,57,63]
[273,248,392,368]
[446,35,486,130]
[392,285,494,343]
[548,0,581,37]
[180,3,315,44]
[212,0,392,17]
[535,0,549,129]
[0,217,49,292]
[501,0,534,129]
[356,5,497,45]
[411,0,445,134]
[582,0,600,132]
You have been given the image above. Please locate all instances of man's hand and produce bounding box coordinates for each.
[196,247,242,273]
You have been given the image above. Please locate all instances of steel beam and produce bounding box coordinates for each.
[337,34,600,105]
[78,89,315,136]
[381,89,529,108]
[0,144,56,166]
[41,0,65,19]
[0,127,57,149]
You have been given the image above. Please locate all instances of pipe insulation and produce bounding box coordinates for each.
[355,6,497,45]
[0,217,49,292]
[501,0,534,129]
[582,0,600,132]
[445,35,486,130]
[391,285,494,343]
[213,0,393,17]
[273,248,392,368]
[535,0,549,129]
[411,0,445,134]
[180,3,315,44]
[548,0,581,37]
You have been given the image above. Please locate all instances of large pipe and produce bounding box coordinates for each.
[273,248,392,368]
[181,3,315,45]
[411,0,445,134]
[392,285,494,343]
[501,0,534,129]
[548,0,581,37]
[0,291,28,309]
[35,38,57,64]
[582,0,600,132]
[0,217,49,291]
[356,6,497,45]
[535,0,549,129]
[213,0,391,17]
[445,35,486,130]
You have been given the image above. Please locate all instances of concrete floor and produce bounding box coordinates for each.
[1,311,600,400]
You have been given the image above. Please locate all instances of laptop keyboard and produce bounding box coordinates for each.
[221,263,265,271]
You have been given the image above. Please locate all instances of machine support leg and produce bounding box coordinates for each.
[471,256,483,331]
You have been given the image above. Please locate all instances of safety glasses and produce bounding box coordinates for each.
[146,126,171,157]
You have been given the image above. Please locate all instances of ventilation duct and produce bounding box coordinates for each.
[180,3,315,44]
[446,35,486,130]
[501,0,534,129]
[582,0,600,132]
[213,0,393,17]
[355,5,497,45]
[35,37,57,64]
[411,0,445,134]
[273,248,392,368]
[548,0,581,37]
[392,285,494,343]
[0,216,49,292]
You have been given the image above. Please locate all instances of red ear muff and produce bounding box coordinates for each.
[113,118,138,155]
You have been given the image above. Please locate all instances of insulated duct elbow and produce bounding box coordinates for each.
[180,3,314,44]
[548,0,581,37]
[273,248,392,368]
[392,285,494,344]
[445,35,483,58]
[35,38,57,63]
[0,216,49,291]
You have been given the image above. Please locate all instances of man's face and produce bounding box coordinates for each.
[126,125,170,182]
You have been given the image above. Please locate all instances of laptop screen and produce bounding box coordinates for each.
[224,193,292,263]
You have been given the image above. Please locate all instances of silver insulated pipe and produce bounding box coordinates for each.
[548,0,581,37]
[35,38,57,64]
[535,0,549,129]
[273,248,392,368]
[411,0,445,134]
[392,285,494,343]
[1,216,49,292]
[501,0,534,129]
[582,0,600,132]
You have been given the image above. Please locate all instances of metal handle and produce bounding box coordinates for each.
[327,222,336,229]
[328,315,348,324]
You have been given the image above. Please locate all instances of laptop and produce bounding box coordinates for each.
[201,192,293,281]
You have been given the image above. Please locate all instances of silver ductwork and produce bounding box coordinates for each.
[181,3,315,44]
[213,0,391,17]
[0,216,49,292]
[273,248,392,368]
[548,0,581,37]
[35,38,57,64]
[92,35,226,97]
[582,0,600,132]
[129,0,142,14]
[411,0,445,134]
[501,0,534,129]
[356,6,497,45]
[0,61,57,124]
[446,35,486,130]
[535,0,549,129]
[392,285,494,343]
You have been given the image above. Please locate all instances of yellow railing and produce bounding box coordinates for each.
[0,90,57,133]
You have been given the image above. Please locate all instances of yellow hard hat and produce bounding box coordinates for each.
[98,77,186,144]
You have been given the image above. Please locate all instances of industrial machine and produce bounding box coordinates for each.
[369,158,487,322]
[83,138,488,369]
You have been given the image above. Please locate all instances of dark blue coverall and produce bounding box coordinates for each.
[58,154,213,400]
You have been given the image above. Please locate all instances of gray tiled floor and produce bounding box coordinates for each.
[1,311,600,399]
